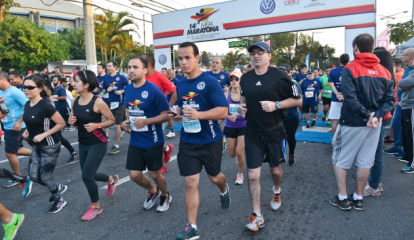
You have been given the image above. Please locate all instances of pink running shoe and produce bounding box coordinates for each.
[160,164,169,175]
[81,206,103,221]
[107,175,119,196]
[164,144,174,163]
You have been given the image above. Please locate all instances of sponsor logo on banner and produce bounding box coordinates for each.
[187,8,220,41]
[260,0,276,14]
[158,54,167,65]
[284,0,299,7]
[304,0,325,8]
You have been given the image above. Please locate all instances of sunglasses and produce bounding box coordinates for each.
[23,86,37,90]
[230,78,239,82]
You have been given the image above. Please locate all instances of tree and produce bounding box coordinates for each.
[388,21,414,45]
[0,0,15,23]
[0,17,69,71]
[113,33,142,72]
[223,50,245,68]
[57,29,86,60]
[201,51,210,68]
[292,33,318,67]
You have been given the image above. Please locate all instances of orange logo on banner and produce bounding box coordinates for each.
[191,8,219,23]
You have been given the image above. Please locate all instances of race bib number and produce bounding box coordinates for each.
[305,91,314,98]
[53,95,58,101]
[101,92,109,99]
[229,104,239,116]
[130,116,148,132]
[324,90,332,98]
[182,116,201,133]
[110,102,119,110]
[1,116,7,123]
[112,86,118,91]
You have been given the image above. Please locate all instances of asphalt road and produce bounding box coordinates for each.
[0,127,413,240]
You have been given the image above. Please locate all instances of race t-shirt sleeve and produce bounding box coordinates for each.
[14,88,29,106]
[122,75,129,87]
[59,87,67,97]
[240,75,246,97]
[280,78,302,100]
[44,101,58,118]
[319,81,324,90]
[153,87,170,112]
[209,79,229,107]
[177,82,183,108]
[161,74,177,94]
[328,73,334,83]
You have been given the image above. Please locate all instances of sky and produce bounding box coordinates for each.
[79,0,414,57]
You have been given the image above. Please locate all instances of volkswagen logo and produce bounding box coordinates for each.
[158,54,167,65]
[261,0,275,14]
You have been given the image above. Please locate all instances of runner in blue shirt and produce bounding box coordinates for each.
[121,56,172,213]
[295,64,308,122]
[301,70,323,128]
[0,71,31,188]
[9,72,24,91]
[97,64,110,139]
[171,42,230,240]
[102,61,129,155]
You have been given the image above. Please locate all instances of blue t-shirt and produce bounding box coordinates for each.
[16,84,23,91]
[295,73,308,84]
[287,82,301,120]
[53,85,69,109]
[177,72,228,144]
[167,78,178,105]
[176,75,183,80]
[301,79,323,104]
[206,71,230,89]
[97,74,109,102]
[103,74,129,104]
[125,81,169,149]
[0,86,28,129]
[328,66,344,102]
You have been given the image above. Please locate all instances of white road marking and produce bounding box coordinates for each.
[301,126,332,133]
[101,155,177,190]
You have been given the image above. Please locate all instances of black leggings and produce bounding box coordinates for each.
[283,117,300,155]
[56,131,75,154]
[0,168,26,183]
[79,143,110,203]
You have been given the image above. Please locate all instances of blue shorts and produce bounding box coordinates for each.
[302,103,318,113]
[4,128,26,154]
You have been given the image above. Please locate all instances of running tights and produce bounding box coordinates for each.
[56,131,75,154]
[79,143,110,203]
[0,168,26,183]
[283,117,300,155]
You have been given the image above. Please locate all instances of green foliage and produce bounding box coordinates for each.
[388,21,414,45]
[222,50,245,68]
[1,0,16,22]
[0,16,69,72]
[57,28,86,60]
[201,51,210,68]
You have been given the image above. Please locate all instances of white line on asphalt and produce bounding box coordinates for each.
[101,155,177,190]
[0,142,79,164]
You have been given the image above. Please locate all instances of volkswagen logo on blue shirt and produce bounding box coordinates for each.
[158,54,167,65]
[260,0,275,14]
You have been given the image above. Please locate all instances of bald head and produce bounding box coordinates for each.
[212,57,222,72]
[402,48,414,65]
[166,69,175,80]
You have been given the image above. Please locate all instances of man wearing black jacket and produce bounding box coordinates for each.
[41,66,51,87]
[329,34,394,211]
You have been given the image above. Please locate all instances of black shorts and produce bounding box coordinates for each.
[126,144,164,171]
[4,128,26,154]
[245,126,286,169]
[110,102,126,125]
[223,126,245,139]
[322,97,331,106]
[302,103,318,113]
[177,140,222,177]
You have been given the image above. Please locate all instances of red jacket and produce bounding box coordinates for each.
[340,53,394,127]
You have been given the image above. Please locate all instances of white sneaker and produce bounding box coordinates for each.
[166,131,175,138]
[156,193,172,212]
[363,183,381,197]
[270,187,281,211]
[235,174,244,185]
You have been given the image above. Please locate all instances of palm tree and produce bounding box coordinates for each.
[224,50,245,68]
[114,33,142,71]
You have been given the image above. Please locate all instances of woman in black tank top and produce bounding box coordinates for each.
[68,70,119,221]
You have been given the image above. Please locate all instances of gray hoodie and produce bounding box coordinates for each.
[398,70,414,110]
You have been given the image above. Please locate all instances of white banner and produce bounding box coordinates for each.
[345,26,376,61]
[154,47,172,72]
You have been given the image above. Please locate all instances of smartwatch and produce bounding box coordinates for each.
[275,101,282,110]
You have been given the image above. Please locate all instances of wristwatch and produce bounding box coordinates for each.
[275,101,282,110]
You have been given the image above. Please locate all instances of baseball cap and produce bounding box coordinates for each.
[307,70,314,74]
[278,64,291,71]
[28,70,33,74]
[229,69,242,79]
[248,42,270,53]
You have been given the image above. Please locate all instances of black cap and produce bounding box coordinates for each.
[278,64,291,71]
[248,42,270,53]
[307,70,314,74]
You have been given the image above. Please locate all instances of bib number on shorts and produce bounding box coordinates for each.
[324,90,332,98]
[305,91,314,98]
[130,116,148,132]
[1,116,7,123]
[110,102,119,110]
[182,117,201,133]
[229,104,239,116]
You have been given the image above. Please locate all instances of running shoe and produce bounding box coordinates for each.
[166,131,176,138]
[383,147,401,155]
[235,174,244,185]
[156,192,172,212]
[379,182,384,192]
[363,184,381,197]
[143,187,161,210]
[107,175,119,196]
[2,213,24,240]
[164,144,174,163]
[270,187,281,211]
[329,195,351,210]
[81,205,103,221]
[311,120,317,127]
[121,131,125,137]
[348,194,363,211]
[4,180,18,188]
[68,151,78,163]
[393,153,408,163]
[245,213,265,232]
[22,177,33,198]
[67,127,76,132]
[222,140,228,152]
[49,184,68,203]
[301,116,306,123]
[327,119,331,126]
[177,224,199,240]
[353,164,357,170]
[220,183,231,209]
[63,127,70,132]
[352,172,356,178]
[160,164,169,175]
[288,154,295,166]
[401,166,414,174]
[49,197,67,213]
[108,145,120,155]
[322,114,327,122]
[306,123,310,128]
